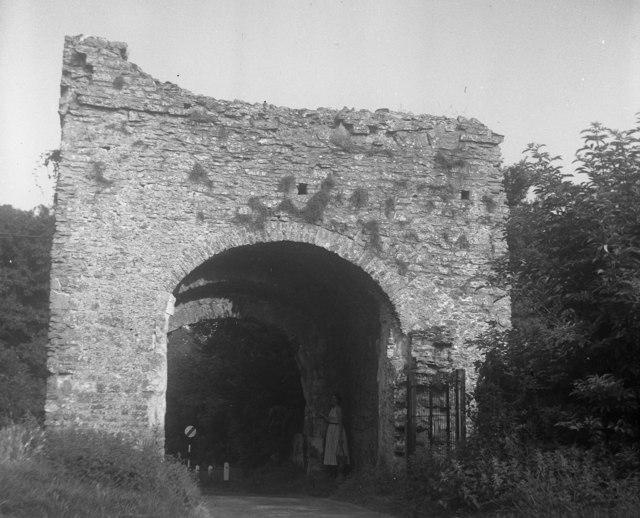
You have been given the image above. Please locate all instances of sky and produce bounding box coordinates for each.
[0,0,638,210]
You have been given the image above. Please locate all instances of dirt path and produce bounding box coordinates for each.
[202,494,397,517]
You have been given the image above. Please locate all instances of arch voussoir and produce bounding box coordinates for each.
[168,222,412,331]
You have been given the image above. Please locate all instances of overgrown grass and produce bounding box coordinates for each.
[0,422,44,464]
[0,423,207,518]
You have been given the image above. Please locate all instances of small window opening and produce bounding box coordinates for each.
[460,190,470,200]
[297,183,308,195]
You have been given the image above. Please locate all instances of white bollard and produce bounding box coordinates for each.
[223,462,229,482]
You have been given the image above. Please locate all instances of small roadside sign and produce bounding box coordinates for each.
[184,425,197,469]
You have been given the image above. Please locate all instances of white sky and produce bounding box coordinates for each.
[0,0,638,209]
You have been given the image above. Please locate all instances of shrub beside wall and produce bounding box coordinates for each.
[0,423,206,518]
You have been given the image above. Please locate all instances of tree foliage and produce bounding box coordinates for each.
[0,205,54,424]
[475,117,640,448]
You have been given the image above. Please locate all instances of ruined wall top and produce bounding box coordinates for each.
[59,35,503,152]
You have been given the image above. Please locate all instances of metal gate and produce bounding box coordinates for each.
[407,368,466,456]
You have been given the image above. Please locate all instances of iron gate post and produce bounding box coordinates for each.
[445,374,451,449]
[455,368,466,444]
[406,335,416,457]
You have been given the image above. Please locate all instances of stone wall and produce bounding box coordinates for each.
[47,35,510,467]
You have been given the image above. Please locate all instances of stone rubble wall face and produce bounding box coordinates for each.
[48,35,510,447]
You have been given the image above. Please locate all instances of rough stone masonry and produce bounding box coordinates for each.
[47,35,510,470]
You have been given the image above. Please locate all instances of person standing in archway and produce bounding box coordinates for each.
[318,393,349,479]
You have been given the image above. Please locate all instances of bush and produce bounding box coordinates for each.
[44,428,191,493]
[403,444,640,517]
[0,423,205,518]
[492,119,640,449]
[493,447,640,518]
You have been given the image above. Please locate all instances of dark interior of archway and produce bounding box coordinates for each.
[169,241,398,470]
[166,318,305,468]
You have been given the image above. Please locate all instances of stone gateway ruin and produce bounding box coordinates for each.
[47,35,510,471]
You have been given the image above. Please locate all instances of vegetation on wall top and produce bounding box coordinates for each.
[235,174,338,230]
[112,75,125,90]
[434,148,468,172]
[277,174,297,193]
[91,161,113,185]
[362,219,382,252]
[188,161,212,188]
[349,187,369,210]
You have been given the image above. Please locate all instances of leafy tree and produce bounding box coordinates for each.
[0,205,54,424]
[475,117,640,448]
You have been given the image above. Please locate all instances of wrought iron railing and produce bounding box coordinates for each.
[407,368,466,456]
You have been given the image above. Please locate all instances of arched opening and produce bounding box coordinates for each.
[166,318,306,468]
[165,241,401,473]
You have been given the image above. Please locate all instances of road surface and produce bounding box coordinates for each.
[202,494,397,517]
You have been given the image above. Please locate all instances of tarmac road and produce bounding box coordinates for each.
[202,495,397,517]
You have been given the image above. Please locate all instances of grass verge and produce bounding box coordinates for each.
[0,422,207,518]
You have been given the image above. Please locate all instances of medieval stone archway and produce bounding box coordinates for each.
[166,221,412,330]
[46,36,510,466]
[166,236,406,470]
